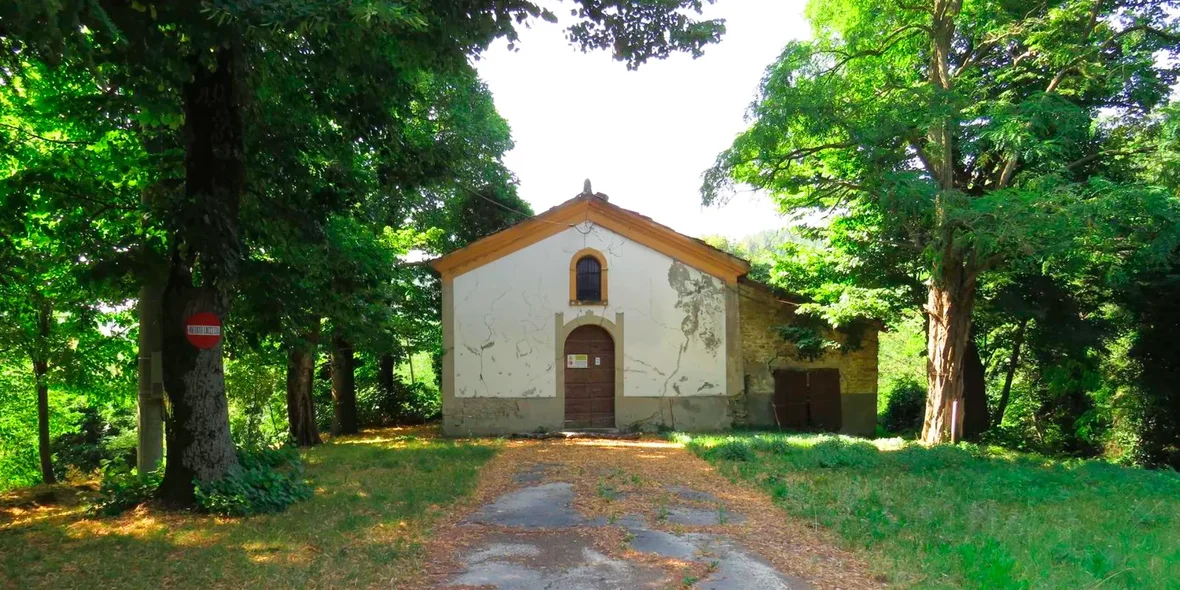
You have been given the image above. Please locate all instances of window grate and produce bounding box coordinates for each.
[575,256,602,301]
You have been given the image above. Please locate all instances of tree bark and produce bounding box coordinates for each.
[921,0,971,446]
[158,48,244,505]
[921,261,977,444]
[33,302,55,485]
[331,331,358,435]
[962,338,988,441]
[158,282,237,503]
[136,282,165,473]
[994,318,1028,427]
[286,323,321,447]
[378,353,395,394]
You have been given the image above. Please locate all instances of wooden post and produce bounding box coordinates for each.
[950,399,959,444]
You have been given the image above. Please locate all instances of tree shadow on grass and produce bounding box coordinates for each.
[0,428,498,589]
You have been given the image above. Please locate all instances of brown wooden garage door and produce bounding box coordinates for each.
[564,325,615,429]
[773,368,842,432]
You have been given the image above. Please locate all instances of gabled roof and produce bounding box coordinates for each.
[429,193,751,284]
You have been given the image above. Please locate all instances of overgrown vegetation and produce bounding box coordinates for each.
[682,432,1180,589]
[193,447,313,517]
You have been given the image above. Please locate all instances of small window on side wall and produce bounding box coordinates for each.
[569,249,608,304]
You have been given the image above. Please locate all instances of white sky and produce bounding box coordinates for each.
[475,0,812,239]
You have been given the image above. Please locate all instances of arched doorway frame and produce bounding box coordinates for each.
[555,311,624,429]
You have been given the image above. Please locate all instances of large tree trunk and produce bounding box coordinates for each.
[286,323,321,446]
[920,0,972,446]
[921,261,978,444]
[994,318,1028,427]
[34,302,55,485]
[962,338,988,441]
[158,281,237,503]
[158,48,244,505]
[378,353,395,394]
[136,282,165,473]
[331,331,358,435]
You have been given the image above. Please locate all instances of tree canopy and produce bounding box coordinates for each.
[705,0,1180,444]
[0,0,727,500]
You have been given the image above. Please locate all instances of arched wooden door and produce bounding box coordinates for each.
[564,325,615,428]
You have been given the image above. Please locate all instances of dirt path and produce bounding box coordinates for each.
[420,437,882,590]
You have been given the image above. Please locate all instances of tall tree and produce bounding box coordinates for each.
[704,0,1179,443]
[5,0,726,501]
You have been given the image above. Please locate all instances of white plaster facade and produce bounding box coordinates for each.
[451,222,728,400]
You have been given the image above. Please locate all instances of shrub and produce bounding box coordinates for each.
[892,442,978,472]
[710,439,755,462]
[357,380,441,426]
[881,377,926,434]
[807,438,880,468]
[750,436,793,455]
[91,463,163,516]
[195,446,313,517]
[53,405,137,479]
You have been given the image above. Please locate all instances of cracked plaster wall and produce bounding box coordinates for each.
[451,223,728,399]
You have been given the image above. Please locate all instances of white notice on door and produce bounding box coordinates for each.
[566,354,588,369]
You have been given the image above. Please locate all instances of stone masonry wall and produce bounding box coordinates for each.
[737,281,879,436]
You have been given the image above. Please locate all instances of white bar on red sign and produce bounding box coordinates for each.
[186,326,221,335]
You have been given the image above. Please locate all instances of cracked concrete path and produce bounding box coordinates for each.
[421,438,883,590]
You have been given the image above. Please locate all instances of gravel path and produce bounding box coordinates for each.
[421,437,883,590]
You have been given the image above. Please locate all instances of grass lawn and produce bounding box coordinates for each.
[0,427,497,589]
[679,432,1180,590]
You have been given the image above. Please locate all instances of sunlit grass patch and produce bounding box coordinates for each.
[680,431,1180,589]
[0,428,498,589]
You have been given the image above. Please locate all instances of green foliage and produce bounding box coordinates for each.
[880,378,926,435]
[357,380,441,427]
[194,446,313,517]
[876,310,926,408]
[51,405,137,479]
[1119,255,1180,469]
[686,431,1180,588]
[1,0,728,498]
[705,0,1180,446]
[0,353,136,491]
[91,466,164,517]
[706,438,756,462]
[224,351,288,448]
[0,358,44,490]
[775,324,836,361]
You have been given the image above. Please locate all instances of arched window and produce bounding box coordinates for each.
[576,257,601,301]
[569,249,608,304]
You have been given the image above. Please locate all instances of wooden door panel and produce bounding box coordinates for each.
[773,369,809,428]
[564,325,615,429]
[809,369,842,431]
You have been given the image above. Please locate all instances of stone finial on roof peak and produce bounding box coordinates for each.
[580,179,608,201]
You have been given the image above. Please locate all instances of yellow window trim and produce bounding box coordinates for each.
[569,248,608,305]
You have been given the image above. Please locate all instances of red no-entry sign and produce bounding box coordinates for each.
[184,312,222,349]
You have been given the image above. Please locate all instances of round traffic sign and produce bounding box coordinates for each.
[184,312,222,349]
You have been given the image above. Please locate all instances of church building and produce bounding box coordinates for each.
[429,183,879,436]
